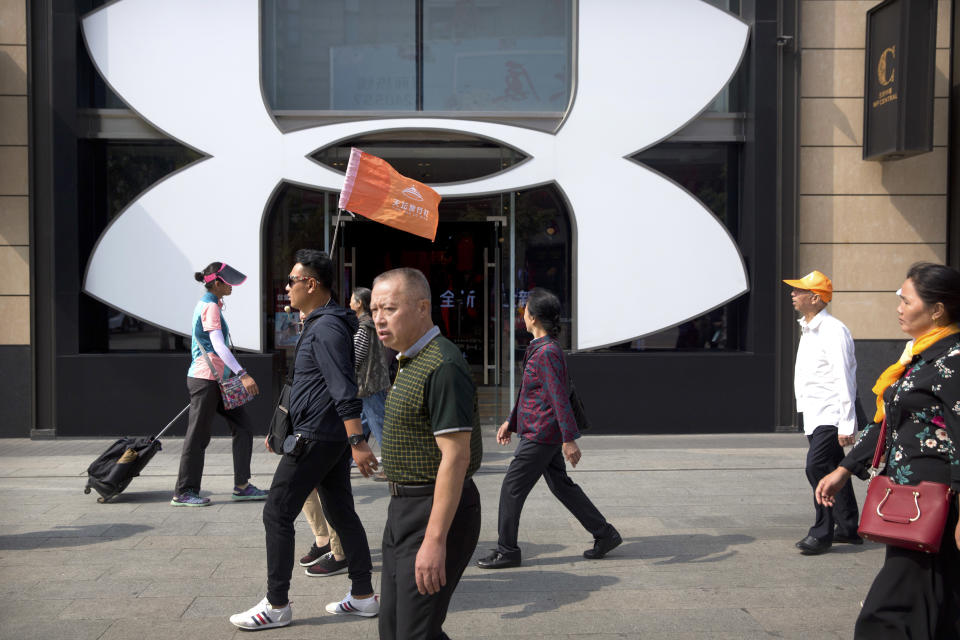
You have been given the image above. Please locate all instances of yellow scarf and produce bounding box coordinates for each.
[871,324,960,422]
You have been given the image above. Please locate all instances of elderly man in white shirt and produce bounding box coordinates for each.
[783,270,861,556]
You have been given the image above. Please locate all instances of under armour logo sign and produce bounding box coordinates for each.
[81,0,749,351]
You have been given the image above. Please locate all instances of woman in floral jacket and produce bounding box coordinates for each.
[817,262,960,639]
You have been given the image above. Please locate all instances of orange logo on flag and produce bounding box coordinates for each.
[338,148,441,241]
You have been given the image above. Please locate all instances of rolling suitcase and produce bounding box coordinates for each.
[83,405,190,503]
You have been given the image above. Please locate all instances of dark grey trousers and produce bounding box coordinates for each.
[855,503,960,639]
[805,424,859,540]
[379,479,480,640]
[496,437,611,556]
[175,377,254,495]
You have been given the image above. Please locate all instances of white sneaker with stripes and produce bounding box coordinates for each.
[229,597,292,630]
[324,591,380,617]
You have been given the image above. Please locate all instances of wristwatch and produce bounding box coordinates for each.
[347,434,365,447]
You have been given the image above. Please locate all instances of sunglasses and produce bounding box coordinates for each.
[287,275,314,286]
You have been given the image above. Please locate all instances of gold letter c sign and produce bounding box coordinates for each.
[878,45,896,86]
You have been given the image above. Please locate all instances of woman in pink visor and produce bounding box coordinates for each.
[172,262,267,506]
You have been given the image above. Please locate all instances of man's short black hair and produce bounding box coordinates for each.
[294,249,333,291]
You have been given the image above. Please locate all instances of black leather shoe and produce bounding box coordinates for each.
[833,532,864,545]
[584,528,622,559]
[796,535,831,555]
[476,550,521,569]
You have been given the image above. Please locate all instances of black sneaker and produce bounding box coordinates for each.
[305,552,348,577]
[584,528,622,559]
[299,542,331,567]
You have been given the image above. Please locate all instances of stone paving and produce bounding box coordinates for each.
[0,431,881,639]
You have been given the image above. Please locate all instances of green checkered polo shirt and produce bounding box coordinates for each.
[381,334,483,484]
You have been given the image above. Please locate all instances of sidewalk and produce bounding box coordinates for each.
[0,432,879,639]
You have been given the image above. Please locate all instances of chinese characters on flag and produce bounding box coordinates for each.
[338,147,441,241]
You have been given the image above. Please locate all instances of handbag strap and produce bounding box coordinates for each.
[869,416,888,474]
[196,339,226,383]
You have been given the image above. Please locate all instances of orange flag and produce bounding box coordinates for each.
[338,148,441,241]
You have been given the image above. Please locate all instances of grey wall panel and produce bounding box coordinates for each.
[567,352,776,434]
[55,353,279,437]
[854,339,905,427]
[0,346,31,437]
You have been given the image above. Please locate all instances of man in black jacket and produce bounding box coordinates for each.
[230,249,380,631]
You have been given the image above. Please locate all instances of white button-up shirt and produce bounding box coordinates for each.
[794,308,857,436]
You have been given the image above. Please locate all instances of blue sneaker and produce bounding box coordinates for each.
[171,490,211,507]
[232,484,268,501]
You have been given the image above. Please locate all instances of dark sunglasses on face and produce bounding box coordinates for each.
[287,275,314,286]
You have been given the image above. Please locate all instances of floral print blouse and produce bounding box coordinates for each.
[842,335,960,492]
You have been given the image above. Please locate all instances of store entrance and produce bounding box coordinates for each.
[338,218,502,385]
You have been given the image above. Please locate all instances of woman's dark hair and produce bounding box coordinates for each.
[906,262,960,324]
[194,262,223,290]
[526,287,562,339]
[294,249,334,291]
[352,286,372,314]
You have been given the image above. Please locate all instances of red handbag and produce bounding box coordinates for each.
[857,418,955,553]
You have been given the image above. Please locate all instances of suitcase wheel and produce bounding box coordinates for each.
[84,486,91,494]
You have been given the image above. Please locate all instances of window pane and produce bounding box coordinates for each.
[512,186,572,355]
[422,0,572,114]
[262,0,416,110]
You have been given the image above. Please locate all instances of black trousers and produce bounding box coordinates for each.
[379,478,480,640]
[497,437,611,556]
[806,424,859,540]
[262,439,373,606]
[175,377,254,494]
[855,503,960,639]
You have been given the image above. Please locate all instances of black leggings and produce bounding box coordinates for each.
[175,377,254,494]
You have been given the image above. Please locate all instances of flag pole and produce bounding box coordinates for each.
[329,208,344,258]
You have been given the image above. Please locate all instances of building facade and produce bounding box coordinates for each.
[1,0,955,437]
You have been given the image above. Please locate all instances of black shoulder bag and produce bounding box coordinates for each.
[267,315,317,454]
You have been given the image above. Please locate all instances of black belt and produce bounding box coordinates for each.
[388,481,435,497]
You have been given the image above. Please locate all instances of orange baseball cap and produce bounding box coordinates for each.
[783,270,833,302]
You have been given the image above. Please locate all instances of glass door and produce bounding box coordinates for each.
[339,218,501,385]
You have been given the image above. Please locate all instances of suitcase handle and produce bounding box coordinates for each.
[154,404,191,441]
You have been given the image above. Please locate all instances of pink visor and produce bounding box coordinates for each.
[203,263,247,286]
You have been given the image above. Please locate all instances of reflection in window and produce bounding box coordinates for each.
[261,0,571,119]
[422,0,571,112]
[78,142,202,352]
[512,186,572,356]
[262,0,416,110]
[596,143,745,352]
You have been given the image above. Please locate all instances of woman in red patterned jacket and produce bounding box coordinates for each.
[476,288,620,569]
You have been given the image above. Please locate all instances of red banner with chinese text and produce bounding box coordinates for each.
[337,148,441,241]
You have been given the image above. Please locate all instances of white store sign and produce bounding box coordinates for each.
[82,0,750,351]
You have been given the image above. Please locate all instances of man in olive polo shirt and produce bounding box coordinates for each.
[371,267,483,640]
